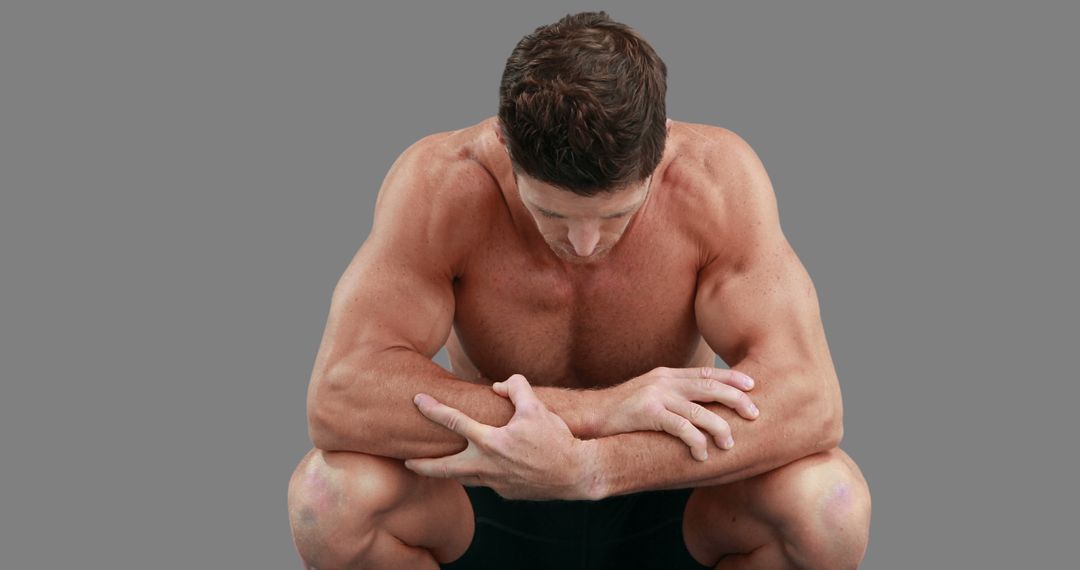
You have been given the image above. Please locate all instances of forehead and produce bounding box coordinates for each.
[517,175,647,216]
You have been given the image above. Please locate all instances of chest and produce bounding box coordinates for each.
[450,223,704,388]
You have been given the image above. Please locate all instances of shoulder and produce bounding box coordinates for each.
[667,122,782,269]
[377,128,502,225]
[369,126,504,274]
[675,122,773,209]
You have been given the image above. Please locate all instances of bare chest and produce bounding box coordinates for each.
[448,224,707,389]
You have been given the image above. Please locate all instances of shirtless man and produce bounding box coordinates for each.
[288,11,870,570]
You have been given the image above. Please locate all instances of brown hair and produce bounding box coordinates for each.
[497,11,668,196]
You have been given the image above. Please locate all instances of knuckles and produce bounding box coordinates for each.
[640,399,666,418]
[639,384,664,401]
[697,377,724,394]
[674,416,695,435]
[443,412,461,433]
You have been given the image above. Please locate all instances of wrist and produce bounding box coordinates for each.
[579,386,622,440]
[546,387,606,439]
[573,438,608,501]
[575,389,606,439]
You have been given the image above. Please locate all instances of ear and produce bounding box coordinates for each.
[494,122,506,146]
[667,118,673,131]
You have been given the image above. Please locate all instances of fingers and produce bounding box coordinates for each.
[670,399,735,452]
[404,450,472,480]
[413,393,495,442]
[666,367,755,390]
[680,376,760,420]
[658,411,711,462]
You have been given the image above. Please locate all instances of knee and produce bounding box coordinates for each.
[287,448,416,569]
[758,448,872,570]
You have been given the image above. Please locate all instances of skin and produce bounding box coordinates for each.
[287,117,872,569]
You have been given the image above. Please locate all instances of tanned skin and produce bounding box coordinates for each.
[287,117,871,569]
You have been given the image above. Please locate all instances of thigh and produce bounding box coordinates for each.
[381,464,477,564]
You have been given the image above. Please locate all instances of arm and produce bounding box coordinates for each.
[584,131,844,498]
[306,136,593,459]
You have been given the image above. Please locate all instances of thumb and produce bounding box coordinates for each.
[502,374,542,414]
[492,373,525,397]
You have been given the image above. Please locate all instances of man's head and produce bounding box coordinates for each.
[497,11,667,195]
[496,11,669,261]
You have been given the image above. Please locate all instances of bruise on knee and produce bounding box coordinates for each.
[804,468,871,567]
[303,465,348,512]
[815,453,871,528]
[291,505,324,563]
[820,480,857,527]
[292,463,348,521]
[290,461,353,566]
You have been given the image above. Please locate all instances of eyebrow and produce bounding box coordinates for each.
[534,202,642,219]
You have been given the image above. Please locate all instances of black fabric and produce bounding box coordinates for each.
[440,485,713,570]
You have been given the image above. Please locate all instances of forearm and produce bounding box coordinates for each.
[308,347,594,458]
[586,360,843,498]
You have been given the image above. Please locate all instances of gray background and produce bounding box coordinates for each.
[1,1,1076,568]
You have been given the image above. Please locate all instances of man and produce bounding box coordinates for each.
[288,11,870,570]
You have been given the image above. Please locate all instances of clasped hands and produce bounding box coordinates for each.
[404,367,759,500]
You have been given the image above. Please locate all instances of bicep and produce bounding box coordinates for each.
[693,130,830,370]
[694,129,842,447]
[322,242,455,366]
[694,204,843,445]
[695,236,827,371]
[311,139,472,381]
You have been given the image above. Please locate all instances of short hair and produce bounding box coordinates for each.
[497,11,668,197]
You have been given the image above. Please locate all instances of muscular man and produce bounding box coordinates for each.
[288,11,870,570]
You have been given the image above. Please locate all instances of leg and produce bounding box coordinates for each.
[682,447,871,570]
[287,448,475,570]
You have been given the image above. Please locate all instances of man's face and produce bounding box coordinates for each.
[515,173,652,264]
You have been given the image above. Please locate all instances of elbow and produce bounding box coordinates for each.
[817,392,844,450]
[821,413,844,450]
[307,392,338,451]
[306,368,349,451]
[306,358,379,452]
[307,408,338,451]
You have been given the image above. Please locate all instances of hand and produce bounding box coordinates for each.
[404,374,596,501]
[598,367,759,461]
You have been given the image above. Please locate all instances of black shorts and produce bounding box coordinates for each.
[440,485,712,569]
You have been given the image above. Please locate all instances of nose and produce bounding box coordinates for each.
[567,222,601,256]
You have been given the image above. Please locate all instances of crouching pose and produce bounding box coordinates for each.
[289,11,870,569]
